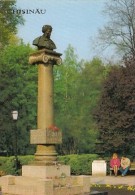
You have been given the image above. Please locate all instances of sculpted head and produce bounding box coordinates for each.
[42,25,52,33]
[42,25,52,38]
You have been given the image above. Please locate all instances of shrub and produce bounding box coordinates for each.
[58,154,98,175]
[19,155,34,165]
[0,154,99,175]
[1,156,16,175]
[0,155,34,175]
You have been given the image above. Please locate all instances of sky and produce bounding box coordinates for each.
[16,0,107,61]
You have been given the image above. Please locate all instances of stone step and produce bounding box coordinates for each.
[1,175,90,195]
[8,184,38,195]
[6,183,85,195]
[14,176,40,186]
[1,176,53,195]
[54,185,83,195]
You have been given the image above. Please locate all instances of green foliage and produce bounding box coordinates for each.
[58,154,98,175]
[0,156,7,167]
[1,156,16,175]
[0,43,37,155]
[54,45,82,154]
[0,0,24,47]
[19,155,34,165]
[0,155,34,175]
[54,48,108,154]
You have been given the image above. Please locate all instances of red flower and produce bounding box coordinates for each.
[48,125,60,131]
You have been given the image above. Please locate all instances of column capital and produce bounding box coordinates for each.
[29,49,62,65]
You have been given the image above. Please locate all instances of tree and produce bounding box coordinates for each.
[75,58,109,154]
[54,44,81,154]
[95,0,135,58]
[54,45,107,154]
[0,43,37,155]
[0,0,24,48]
[94,59,135,155]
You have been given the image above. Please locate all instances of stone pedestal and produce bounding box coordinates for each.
[22,165,70,178]
[92,160,107,176]
[0,175,90,195]
[30,128,62,161]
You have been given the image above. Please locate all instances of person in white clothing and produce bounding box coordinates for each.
[120,156,130,176]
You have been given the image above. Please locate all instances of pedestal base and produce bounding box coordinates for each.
[34,144,58,162]
[22,164,70,178]
[0,174,90,195]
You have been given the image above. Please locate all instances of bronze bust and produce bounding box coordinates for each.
[33,25,56,50]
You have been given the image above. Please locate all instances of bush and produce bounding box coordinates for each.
[0,155,34,175]
[0,154,99,175]
[58,154,98,175]
[19,155,34,165]
[0,156,7,168]
[0,157,7,176]
[3,156,16,175]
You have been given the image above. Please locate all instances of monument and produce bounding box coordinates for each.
[0,25,90,195]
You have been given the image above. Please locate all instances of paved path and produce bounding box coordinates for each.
[90,175,135,186]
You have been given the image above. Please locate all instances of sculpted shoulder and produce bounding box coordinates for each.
[33,36,41,46]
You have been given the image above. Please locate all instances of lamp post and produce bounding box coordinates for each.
[95,139,105,159]
[11,110,18,174]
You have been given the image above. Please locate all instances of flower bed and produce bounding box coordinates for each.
[91,184,135,195]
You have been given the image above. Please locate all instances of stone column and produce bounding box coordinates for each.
[29,49,62,163]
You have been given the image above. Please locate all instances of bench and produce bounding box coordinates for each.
[109,163,135,176]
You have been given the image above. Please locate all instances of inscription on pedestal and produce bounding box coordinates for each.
[30,129,62,144]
